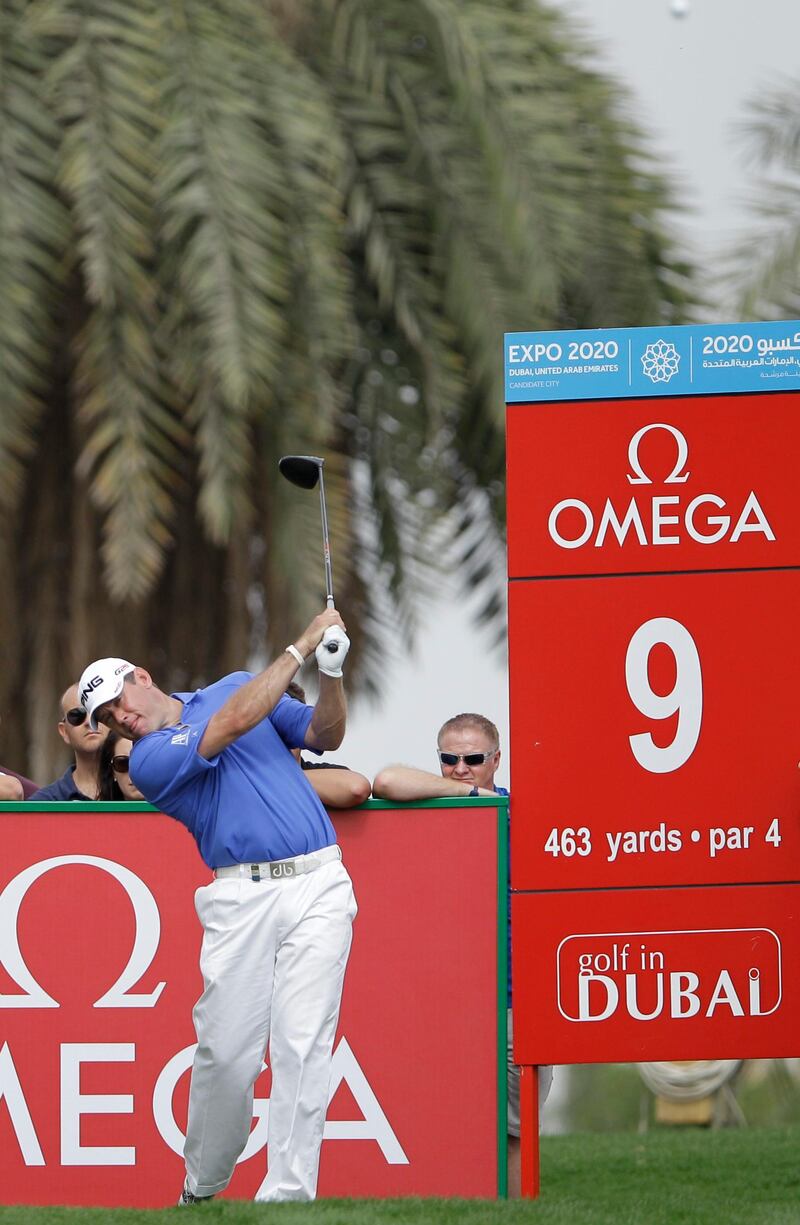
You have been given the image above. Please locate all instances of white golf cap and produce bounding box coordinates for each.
[78,658,134,730]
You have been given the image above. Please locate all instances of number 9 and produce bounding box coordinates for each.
[625,617,703,773]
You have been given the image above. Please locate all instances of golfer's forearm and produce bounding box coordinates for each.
[199,652,300,757]
[306,676,346,750]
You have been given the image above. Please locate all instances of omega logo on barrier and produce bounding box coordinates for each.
[547,422,775,550]
[0,855,166,1009]
[0,855,409,1174]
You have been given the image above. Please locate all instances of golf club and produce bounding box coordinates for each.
[279,455,338,651]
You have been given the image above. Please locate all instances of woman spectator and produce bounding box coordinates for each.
[97,731,146,801]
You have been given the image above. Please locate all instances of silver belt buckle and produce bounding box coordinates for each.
[270,859,297,880]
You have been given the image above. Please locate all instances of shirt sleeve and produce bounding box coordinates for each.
[28,771,79,802]
[28,784,58,802]
[269,694,314,750]
[130,723,217,805]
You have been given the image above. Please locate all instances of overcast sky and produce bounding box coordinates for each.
[555,0,800,288]
[343,0,800,784]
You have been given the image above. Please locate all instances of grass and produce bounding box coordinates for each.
[2,1126,800,1224]
[560,1059,800,1132]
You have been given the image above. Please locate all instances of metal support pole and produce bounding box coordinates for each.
[519,1065,540,1199]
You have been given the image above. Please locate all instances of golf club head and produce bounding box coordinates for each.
[279,455,323,490]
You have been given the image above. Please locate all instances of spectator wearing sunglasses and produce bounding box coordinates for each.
[372,712,504,802]
[28,684,109,802]
[372,712,552,1198]
[97,731,146,802]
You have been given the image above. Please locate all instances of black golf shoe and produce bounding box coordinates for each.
[177,1181,214,1206]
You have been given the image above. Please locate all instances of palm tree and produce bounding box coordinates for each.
[729,75,800,319]
[0,0,692,779]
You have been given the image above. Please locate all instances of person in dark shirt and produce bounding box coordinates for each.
[29,684,109,801]
[286,682,370,808]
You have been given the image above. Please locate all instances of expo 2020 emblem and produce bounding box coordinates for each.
[641,339,681,384]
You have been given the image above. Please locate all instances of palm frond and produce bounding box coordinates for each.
[0,0,70,508]
[729,77,800,319]
[259,33,356,424]
[730,181,800,319]
[45,0,183,599]
[156,0,296,542]
[737,77,800,168]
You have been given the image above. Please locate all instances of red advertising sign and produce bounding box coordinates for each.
[0,802,501,1207]
[507,392,800,578]
[506,319,800,1197]
[507,398,800,1068]
[512,884,800,1064]
[509,567,800,891]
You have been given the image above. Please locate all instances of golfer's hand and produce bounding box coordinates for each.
[316,626,350,677]
[296,608,345,657]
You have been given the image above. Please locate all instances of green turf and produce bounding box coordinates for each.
[2,1127,799,1224]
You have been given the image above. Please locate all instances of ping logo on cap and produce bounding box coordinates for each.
[80,676,105,704]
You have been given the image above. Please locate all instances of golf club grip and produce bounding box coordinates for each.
[324,595,337,647]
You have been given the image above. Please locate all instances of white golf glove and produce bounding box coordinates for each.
[316,625,350,678]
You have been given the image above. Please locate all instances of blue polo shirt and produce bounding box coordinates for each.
[129,672,336,868]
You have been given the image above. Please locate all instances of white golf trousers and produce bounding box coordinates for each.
[184,857,356,1201]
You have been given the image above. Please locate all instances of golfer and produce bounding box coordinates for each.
[78,608,356,1205]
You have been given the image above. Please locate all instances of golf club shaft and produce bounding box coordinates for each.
[317,466,335,609]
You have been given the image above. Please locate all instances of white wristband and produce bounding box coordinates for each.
[285,644,304,667]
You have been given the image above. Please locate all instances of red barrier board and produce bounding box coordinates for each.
[0,802,502,1207]
[509,567,800,891]
[512,883,800,1065]
[507,392,800,578]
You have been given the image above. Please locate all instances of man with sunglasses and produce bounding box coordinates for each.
[77,606,356,1207]
[28,685,108,801]
[373,712,504,801]
[372,713,552,1197]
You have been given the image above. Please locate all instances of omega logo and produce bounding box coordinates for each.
[626,422,689,485]
[548,423,775,550]
[0,855,165,1009]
